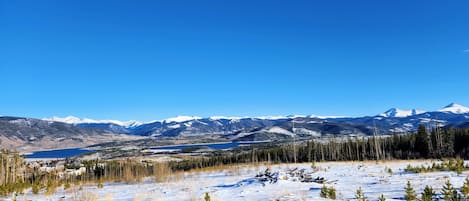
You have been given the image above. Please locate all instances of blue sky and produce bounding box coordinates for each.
[1,0,468,121]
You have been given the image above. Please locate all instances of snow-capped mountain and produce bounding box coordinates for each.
[6,103,468,151]
[39,103,469,138]
[378,108,426,118]
[164,116,202,123]
[44,116,143,128]
[0,116,139,152]
[438,103,469,114]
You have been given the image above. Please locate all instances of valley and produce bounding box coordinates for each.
[2,103,469,200]
[3,1,468,200]
[2,103,468,154]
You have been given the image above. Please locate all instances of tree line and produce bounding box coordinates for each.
[170,126,469,170]
[0,153,172,196]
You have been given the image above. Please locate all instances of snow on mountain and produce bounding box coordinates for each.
[167,124,181,129]
[438,103,469,114]
[209,116,244,120]
[44,116,143,128]
[45,115,205,126]
[163,116,202,123]
[43,102,469,133]
[43,114,343,128]
[292,127,321,137]
[308,114,347,119]
[378,108,426,118]
[266,126,295,136]
[44,116,85,124]
[256,115,295,120]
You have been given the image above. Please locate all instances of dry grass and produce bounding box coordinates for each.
[69,188,99,201]
[153,162,173,183]
[185,162,272,174]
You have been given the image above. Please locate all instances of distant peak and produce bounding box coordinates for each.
[386,108,399,112]
[444,103,461,108]
[164,116,202,123]
[209,116,242,120]
[43,116,143,127]
[439,103,469,114]
[379,108,425,118]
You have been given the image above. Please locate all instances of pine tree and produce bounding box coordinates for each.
[441,180,459,201]
[404,181,417,201]
[320,185,336,199]
[442,130,455,157]
[415,125,430,158]
[204,192,211,201]
[320,185,328,198]
[461,177,469,199]
[355,187,368,201]
[421,185,435,201]
[327,186,336,200]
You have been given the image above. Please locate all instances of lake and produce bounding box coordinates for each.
[25,148,94,159]
[25,141,267,158]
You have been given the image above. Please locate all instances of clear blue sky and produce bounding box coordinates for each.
[1,0,468,121]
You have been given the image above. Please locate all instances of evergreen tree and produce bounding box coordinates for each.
[441,180,459,201]
[355,187,368,201]
[461,177,469,200]
[421,185,435,201]
[404,181,417,201]
[327,187,336,200]
[204,192,211,201]
[320,185,336,199]
[442,130,455,157]
[415,125,430,158]
[320,185,328,198]
[430,130,440,158]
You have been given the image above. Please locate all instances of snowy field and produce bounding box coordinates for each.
[8,160,469,201]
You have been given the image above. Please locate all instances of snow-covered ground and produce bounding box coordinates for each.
[8,160,469,201]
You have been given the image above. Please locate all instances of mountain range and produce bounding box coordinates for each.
[1,103,469,151]
[43,103,469,138]
[0,116,141,152]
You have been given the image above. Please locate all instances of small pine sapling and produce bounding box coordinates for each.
[320,185,328,198]
[421,185,435,201]
[328,186,336,200]
[441,180,459,201]
[461,177,469,199]
[204,192,211,201]
[355,187,368,201]
[404,181,417,201]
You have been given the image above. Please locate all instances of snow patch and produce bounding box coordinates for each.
[308,114,347,119]
[164,116,202,123]
[167,124,181,129]
[209,116,244,120]
[256,116,292,120]
[267,127,294,136]
[292,128,321,137]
